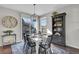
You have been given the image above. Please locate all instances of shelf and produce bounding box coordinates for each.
[53,26,62,27]
[54,18,62,21]
[54,19,62,22]
[53,30,63,32]
[54,24,62,27]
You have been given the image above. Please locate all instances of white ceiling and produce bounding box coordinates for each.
[0,4,70,16]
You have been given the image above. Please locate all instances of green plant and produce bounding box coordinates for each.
[52,11,58,16]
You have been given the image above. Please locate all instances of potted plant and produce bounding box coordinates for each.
[52,11,58,16]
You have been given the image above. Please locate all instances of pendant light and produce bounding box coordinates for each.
[33,4,36,21]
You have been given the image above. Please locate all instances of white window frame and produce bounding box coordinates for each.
[40,17,47,34]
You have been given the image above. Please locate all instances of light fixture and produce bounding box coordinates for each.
[33,4,36,21]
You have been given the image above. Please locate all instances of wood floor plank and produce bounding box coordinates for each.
[0,45,12,54]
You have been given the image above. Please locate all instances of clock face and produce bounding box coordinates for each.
[2,16,18,28]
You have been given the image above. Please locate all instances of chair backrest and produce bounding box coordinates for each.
[45,35,52,48]
[23,33,31,43]
[23,33,27,42]
[25,35,31,42]
[41,35,47,44]
[41,35,52,45]
[46,35,52,44]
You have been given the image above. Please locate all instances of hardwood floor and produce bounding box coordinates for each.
[51,43,79,54]
[0,45,12,54]
[0,43,79,54]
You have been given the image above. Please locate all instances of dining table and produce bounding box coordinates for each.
[30,34,42,54]
[30,34,48,54]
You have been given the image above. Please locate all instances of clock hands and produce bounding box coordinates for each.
[9,17,13,27]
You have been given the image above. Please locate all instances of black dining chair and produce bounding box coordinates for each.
[23,33,29,53]
[39,35,52,54]
[23,33,36,54]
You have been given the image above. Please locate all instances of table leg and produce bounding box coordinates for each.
[36,41,39,54]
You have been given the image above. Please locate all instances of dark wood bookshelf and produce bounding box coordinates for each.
[52,13,66,46]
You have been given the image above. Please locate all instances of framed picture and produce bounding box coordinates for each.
[2,34,16,46]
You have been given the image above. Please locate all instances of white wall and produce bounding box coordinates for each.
[0,7,22,46]
[42,5,79,49]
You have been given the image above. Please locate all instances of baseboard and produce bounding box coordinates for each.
[52,43,79,50]
[66,45,79,50]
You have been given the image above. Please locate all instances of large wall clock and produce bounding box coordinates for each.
[2,16,18,28]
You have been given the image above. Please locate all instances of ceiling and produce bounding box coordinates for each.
[0,4,70,16]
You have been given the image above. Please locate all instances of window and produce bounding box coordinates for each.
[22,16,37,35]
[40,17,47,34]
[31,19,37,33]
[22,17,31,35]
